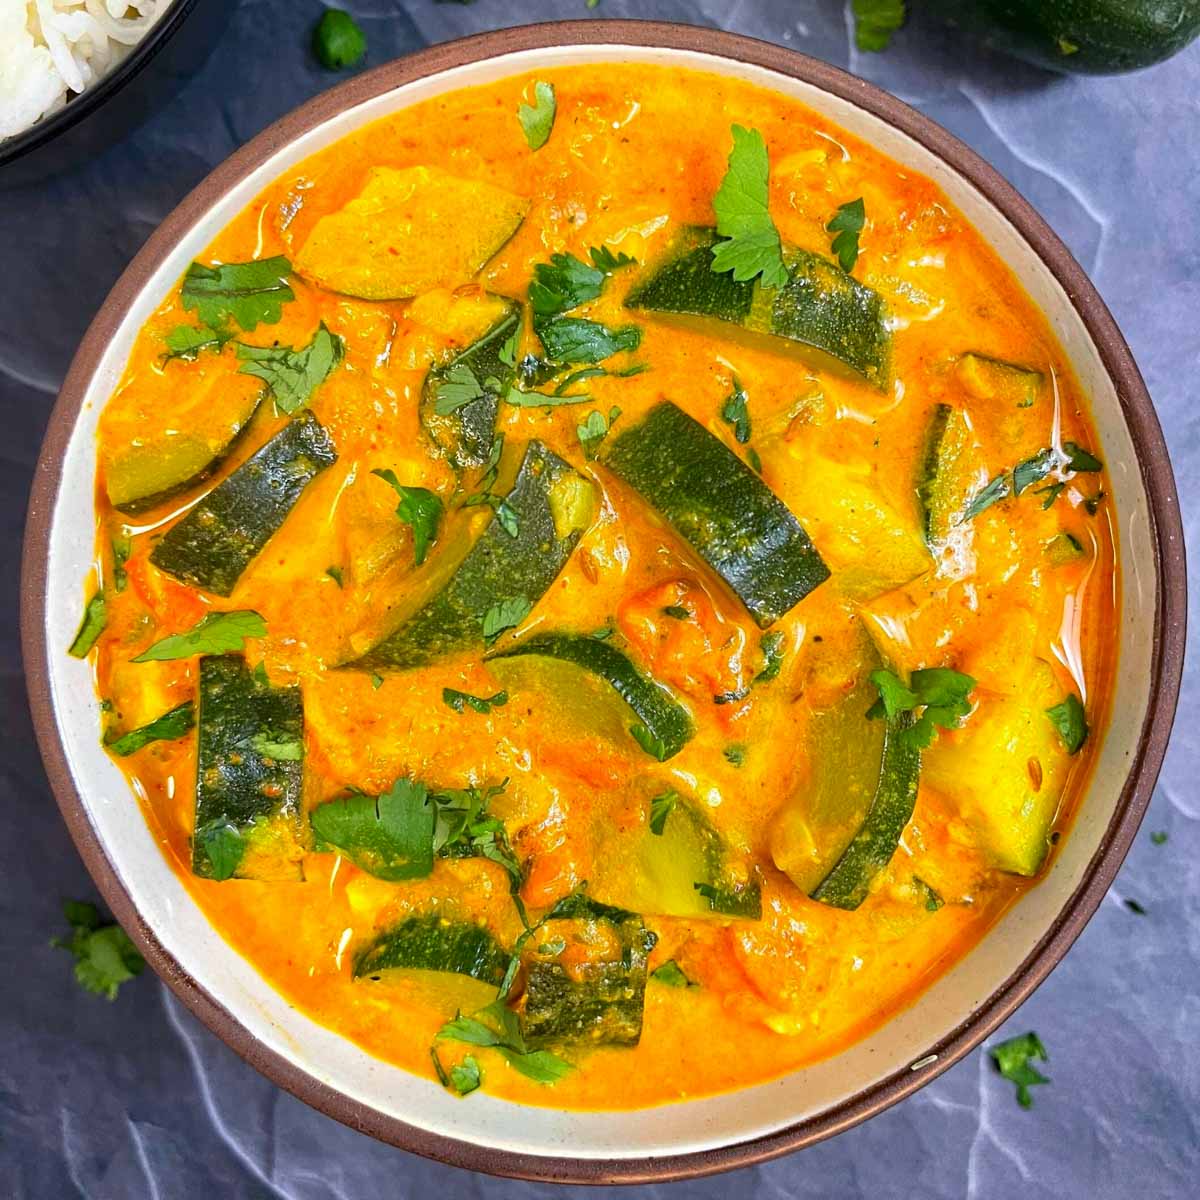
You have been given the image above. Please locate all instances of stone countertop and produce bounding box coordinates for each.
[1,3,1196,1197]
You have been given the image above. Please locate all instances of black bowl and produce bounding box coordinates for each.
[0,0,236,190]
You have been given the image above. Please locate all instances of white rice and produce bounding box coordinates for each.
[0,1,170,143]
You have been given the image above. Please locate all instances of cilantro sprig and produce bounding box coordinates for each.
[963,442,1103,521]
[371,469,442,566]
[53,900,144,1001]
[868,666,976,749]
[236,323,344,414]
[106,701,195,757]
[437,1001,572,1083]
[990,1031,1050,1108]
[68,593,107,658]
[720,376,751,443]
[180,256,294,332]
[827,197,866,272]
[133,610,267,662]
[710,125,788,288]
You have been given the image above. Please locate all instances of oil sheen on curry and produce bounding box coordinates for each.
[78,65,1116,1109]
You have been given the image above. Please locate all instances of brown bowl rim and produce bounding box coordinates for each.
[20,18,1187,1186]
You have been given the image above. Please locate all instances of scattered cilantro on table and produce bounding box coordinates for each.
[236,323,344,414]
[853,0,907,52]
[990,1031,1050,1108]
[53,900,144,1001]
[313,8,367,71]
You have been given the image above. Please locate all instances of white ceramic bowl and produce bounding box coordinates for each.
[22,21,1186,1184]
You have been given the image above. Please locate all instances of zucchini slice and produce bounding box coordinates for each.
[104,374,262,514]
[420,300,520,468]
[345,441,593,671]
[295,166,528,300]
[487,633,694,761]
[353,914,508,986]
[922,659,1070,875]
[917,402,984,545]
[955,352,1042,407]
[625,226,891,387]
[150,413,337,597]
[808,713,920,910]
[522,893,656,1049]
[602,401,829,626]
[193,654,305,880]
[611,792,761,919]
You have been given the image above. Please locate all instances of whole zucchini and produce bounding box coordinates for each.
[926,0,1200,74]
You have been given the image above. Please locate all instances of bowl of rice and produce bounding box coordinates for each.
[0,0,235,187]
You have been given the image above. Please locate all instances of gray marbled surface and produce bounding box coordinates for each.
[2,2,1197,1197]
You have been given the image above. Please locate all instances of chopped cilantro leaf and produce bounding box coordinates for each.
[133,610,267,662]
[1150,831,1168,845]
[325,565,344,587]
[1046,693,1088,754]
[52,900,144,1001]
[482,596,532,645]
[372,469,443,566]
[1063,441,1103,473]
[180,256,294,332]
[371,673,384,690]
[754,630,786,684]
[650,960,695,988]
[648,790,679,836]
[309,778,435,881]
[163,322,233,362]
[827,197,866,272]
[244,730,303,761]
[434,361,486,415]
[448,1054,482,1095]
[990,1031,1049,1108]
[535,317,642,365]
[111,532,131,593]
[720,376,751,443]
[68,593,107,658]
[913,876,944,912]
[443,688,509,715]
[710,125,788,288]
[577,406,621,459]
[437,1002,572,1083]
[236,322,344,414]
[196,823,245,881]
[724,743,747,767]
[313,8,366,71]
[662,605,691,620]
[867,667,976,749]
[518,81,556,151]
[590,245,637,271]
[106,702,195,757]
[530,252,606,318]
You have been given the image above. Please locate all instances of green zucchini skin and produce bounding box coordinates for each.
[347,441,590,671]
[151,413,337,597]
[522,893,656,1048]
[353,915,508,985]
[602,401,830,626]
[193,654,304,880]
[625,227,891,387]
[420,301,520,469]
[487,633,694,761]
[809,714,921,911]
[925,0,1200,74]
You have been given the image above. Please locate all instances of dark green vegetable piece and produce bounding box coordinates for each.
[521,893,656,1048]
[810,713,921,910]
[421,301,520,468]
[924,0,1200,75]
[106,701,195,757]
[346,441,592,671]
[151,413,337,597]
[602,401,829,626]
[1046,692,1089,754]
[353,914,508,985]
[68,593,107,658]
[193,654,304,880]
[487,633,694,761]
[626,226,891,387]
[313,8,367,71]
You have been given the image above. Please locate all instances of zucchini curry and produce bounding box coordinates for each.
[76,65,1116,1108]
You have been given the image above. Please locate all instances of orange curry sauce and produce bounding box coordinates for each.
[86,66,1116,1109]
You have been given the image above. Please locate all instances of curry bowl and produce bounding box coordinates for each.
[22,20,1185,1183]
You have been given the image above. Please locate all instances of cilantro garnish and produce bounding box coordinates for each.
[577,406,622,459]
[650,960,695,988]
[853,0,907,52]
[827,197,866,272]
[1046,693,1088,755]
[313,8,366,71]
[1150,831,1168,845]
[434,361,488,415]
[68,593,107,658]
[443,687,509,715]
[482,596,532,645]
[52,900,144,1001]
[963,443,1102,522]
[431,1047,482,1096]
[530,252,606,317]
[518,80,556,151]
[720,376,751,443]
[867,666,976,749]
[106,702,195,758]
[437,1001,572,1083]
[325,565,344,588]
[710,125,788,288]
[309,778,436,881]
[913,876,944,912]
[197,823,245,881]
[245,730,303,761]
[662,605,690,621]
[724,743,747,767]
[236,322,344,414]
[180,256,294,332]
[990,1031,1050,1108]
[534,317,642,365]
[371,468,442,566]
[648,790,679,835]
[163,322,233,362]
[590,245,637,272]
[754,630,786,684]
[133,610,267,662]
[111,532,131,593]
